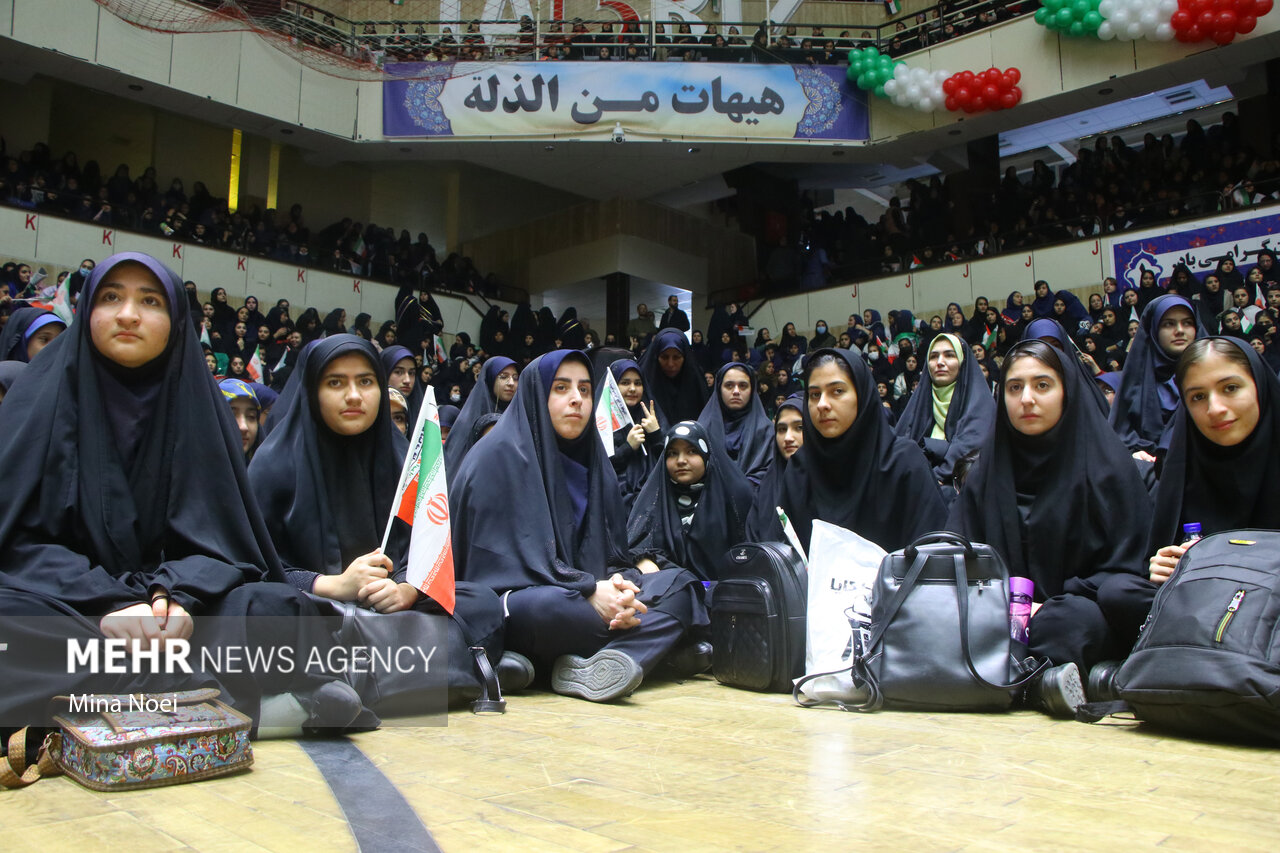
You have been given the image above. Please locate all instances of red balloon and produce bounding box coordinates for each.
[983,84,1000,103]
[942,77,958,95]
[1188,0,1210,13]
[1256,0,1273,14]
[1216,10,1238,29]
[959,70,975,83]
[1006,68,1021,85]
[1197,9,1216,28]
[1171,9,1193,27]
[1233,0,1255,13]
[1237,13,1258,30]
[971,96,986,112]
[1000,73,1016,90]
[1000,91,1018,110]
[1012,87,1022,104]
[1186,24,1204,39]
[1212,27,1236,42]
[945,95,959,111]
[956,86,973,103]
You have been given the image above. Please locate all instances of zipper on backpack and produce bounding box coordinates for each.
[1214,589,1246,643]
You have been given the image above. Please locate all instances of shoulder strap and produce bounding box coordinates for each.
[0,728,61,789]
[469,647,506,715]
[1075,700,1132,723]
[950,554,1047,692]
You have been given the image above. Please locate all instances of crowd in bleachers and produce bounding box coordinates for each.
[0,140,507,299]
[763,113,1280,289]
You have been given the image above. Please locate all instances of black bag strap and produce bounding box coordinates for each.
[904,530,976,559]
[469,647,506,715]
[949,554,1046,693]
[792,665,862,712]
[1075,700,1132,723]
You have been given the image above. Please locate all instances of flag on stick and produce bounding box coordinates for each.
[246,347,264,382]
[594,366,636,457]
[382,388,456,614]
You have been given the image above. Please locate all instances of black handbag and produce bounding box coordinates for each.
[849,531,1042,712]
[711,542,808,693]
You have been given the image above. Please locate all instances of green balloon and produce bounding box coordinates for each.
[1083,10,1102,28]
[1044,0,1063,11]
[1055,7,1074,26]
[1035,7,1049,23]
[1069,20,1084,35]
[858,75,875,91]
[1072,0,1089,16]
[874,84,886,98]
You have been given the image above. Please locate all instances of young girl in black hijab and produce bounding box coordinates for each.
[601,358,663,511]
[770,348,946,553]
[745,394,804,540]
[249,335,507,702]
[627,421,753,583]
[0,252,368,734]
[638,328,709,427]
[1109,294,1205,457]
[697,362,773,487]
[443,355,519,473]
[0,307,65,362]
[893,332,995,493]
[450,351,708,702]
[380,344,425,429]
[947,340,1153,714]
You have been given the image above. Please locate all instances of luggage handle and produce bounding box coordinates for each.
[949,554,1047,693]
[904,530,976,559]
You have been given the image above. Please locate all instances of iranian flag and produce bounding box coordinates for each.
[383,388,455,613]
[594,365,634,457]
[245,347,264,382]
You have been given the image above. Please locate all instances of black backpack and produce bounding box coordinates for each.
[710,542,807,693]
[1082,530,1280,744]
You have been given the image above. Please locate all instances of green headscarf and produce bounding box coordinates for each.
[928,333,965,440]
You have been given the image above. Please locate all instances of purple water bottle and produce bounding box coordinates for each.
[1009,577,1034,646]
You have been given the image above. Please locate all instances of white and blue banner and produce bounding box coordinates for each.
[383,62,868,141]
[1111,211,1280,289]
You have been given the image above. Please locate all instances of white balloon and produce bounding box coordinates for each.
[1109,8,1130,24]
[884,79,899,96]
[1139,9,1158,26]
[1154,21,1174,39]
[906,84,922,101]
[1124,20,1143,37]
[1157,0,1177,13]
[917,97,934,112]
[1097,20,1115,38]
[1099,0,1114,15]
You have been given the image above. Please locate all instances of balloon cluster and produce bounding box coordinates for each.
[941,67,1023,113]
[1097,0,1177,39]
[883,65,951,112]
[1170,0,1270,42]
[1035,0,1107,36]
[845,46,903,99]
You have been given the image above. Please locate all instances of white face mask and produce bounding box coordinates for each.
[869,351,880,361]
[450,393,461,402]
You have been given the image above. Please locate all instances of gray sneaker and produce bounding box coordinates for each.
[551,648,644,702]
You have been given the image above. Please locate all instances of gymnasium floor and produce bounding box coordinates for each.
[5,675,1278,852]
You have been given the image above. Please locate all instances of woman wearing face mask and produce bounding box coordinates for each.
[767,348,946,553]
[947,341,1153,715]
[894,333,996,494]
[637,328,709,428]
[745,394,804,540]
[1109,294,1206,458]
[810,320,836,351]
[697,362,773,487]
[450,351,708,702]
[443,356,519,473]
[627,421,752,583]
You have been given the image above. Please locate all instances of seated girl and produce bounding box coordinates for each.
[0,307,66,362]
[627,421,753,582]
[450,351,708,702]
[771,348,946,553]
[219,378,263,460]
[0,252,367,735]
[248,336,510,702]
[893,333,995,493]
[948,340,1153,715]
[1109,294,1205,459]
[444,356,519,472]
[697,362,773,486]
[601,357,662,511]
[638,328,709,427]
[746,394,804,540]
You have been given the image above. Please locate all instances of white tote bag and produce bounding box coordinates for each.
[796,520,886,706]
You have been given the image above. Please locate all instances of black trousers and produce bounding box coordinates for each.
[0,582,345,730]
[502,568,704,675]
[1029,571,1154,671]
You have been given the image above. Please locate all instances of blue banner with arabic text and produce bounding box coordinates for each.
[383,62,867,141]
[1111,212,1280,290]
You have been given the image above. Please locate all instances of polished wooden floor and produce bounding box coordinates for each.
[4,675,1279,852]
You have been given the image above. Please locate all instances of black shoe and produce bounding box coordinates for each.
[551,649,643,702]
[1087,659,1123,703]
[298,681,367,734]
[496,651,535,693]
[658,641,713,679]
[1028,662,1087,718]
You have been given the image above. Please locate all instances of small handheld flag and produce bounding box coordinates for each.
[246,347,264,382]
[382,387,456,614]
